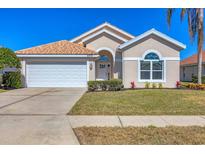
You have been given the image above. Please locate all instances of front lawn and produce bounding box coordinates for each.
[69,89,205,115]
[0,89,6,93]
[74,126,205,145]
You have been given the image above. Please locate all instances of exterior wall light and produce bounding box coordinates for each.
[89,63,93,70]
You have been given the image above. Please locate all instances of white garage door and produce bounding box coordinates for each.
[26,62,87,87]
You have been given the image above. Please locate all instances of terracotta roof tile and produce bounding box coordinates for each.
[180,51,205,66]
[16,40,96,55]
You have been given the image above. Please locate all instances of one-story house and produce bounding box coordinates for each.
[0,67,17,75]
[16,22,186,88]
[180,52,205,81]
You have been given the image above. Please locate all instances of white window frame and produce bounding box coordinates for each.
[138,52,166,83]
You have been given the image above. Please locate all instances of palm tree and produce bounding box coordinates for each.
[167,8,204,84]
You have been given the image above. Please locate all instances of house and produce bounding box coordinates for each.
[180,52,205,81]
[16,22,186,88]
[0,67,17,75]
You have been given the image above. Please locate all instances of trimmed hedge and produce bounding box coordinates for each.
[88,79,123,91]
[3,71,22,89]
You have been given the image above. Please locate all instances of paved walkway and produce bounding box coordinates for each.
[68,115,205,128]
[0,88,86,145]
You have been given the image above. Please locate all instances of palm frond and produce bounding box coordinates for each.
[180,8,186,21]
[167,8,175,28]
[187,9,198,41]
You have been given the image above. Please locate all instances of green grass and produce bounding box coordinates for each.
[74,126,205,145]
[0,89,6,93]
[69,89,205,115]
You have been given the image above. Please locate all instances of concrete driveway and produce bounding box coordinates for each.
[0,88,86,144]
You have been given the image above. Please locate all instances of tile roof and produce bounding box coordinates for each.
[16,40,97,55]
[180,51,205,66]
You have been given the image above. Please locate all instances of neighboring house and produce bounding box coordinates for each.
[16,22,186,88]
[0,67,17,75]
[180,52,205,81]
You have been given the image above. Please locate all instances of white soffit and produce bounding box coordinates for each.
[70,22,135,43]
[118,28,186,50]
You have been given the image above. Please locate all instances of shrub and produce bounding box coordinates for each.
[202,76,205,84]
[101,81,107,91]
[192,75,198,83]
[183,83,205,90]
[107,79,123,91]
[0,74,3,88]
[3,71,22,89]
[176,81,181,88]
[192,75,205,84]
[145,82,150,88]
[130,81,136,89]
[87,79,123,91]
[158,83,163,89]
[199,84,205,90]
[180,82,189,88]
[187,83,205,90]
[187,83,195,89]
[152,83,157,89]
[87,81,98,91]
[0,47,21,70]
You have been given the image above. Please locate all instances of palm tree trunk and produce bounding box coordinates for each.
[197,8,204,84]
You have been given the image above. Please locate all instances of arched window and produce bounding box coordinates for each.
[144,52,160,60]
[99,55,109,62]
[140,52,164,81]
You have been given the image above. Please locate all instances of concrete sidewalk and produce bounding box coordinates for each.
[68,115,205,128]
[0,115,79,144]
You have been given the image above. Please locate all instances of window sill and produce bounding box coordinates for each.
[138,80,166,83]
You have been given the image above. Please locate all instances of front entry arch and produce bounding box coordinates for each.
[96,50,113,80]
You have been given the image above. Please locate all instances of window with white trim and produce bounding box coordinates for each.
[140,52,164,81]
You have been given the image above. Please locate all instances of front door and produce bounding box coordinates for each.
[97,62,111,80]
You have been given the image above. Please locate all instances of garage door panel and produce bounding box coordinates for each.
[27,62,87,87]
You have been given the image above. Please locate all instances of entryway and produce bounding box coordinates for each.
[96,50,113,80]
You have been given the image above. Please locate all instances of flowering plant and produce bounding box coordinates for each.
[130,81,136,89]
[176,81,181,88]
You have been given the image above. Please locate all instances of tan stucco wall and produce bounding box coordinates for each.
[85,33,122,53]
[122,60,137,87]
[85,33,123,79]
[122,35,181,88]
[166,60,180,87]
[123,35,180,58]
[88,61,96,80]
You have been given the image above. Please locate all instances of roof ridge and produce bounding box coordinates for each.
[70,22,135,42]
[15,40,68,53]
[16,40,97,55]
[119,28,186,50]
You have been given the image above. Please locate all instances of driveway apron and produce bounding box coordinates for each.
[0,88,85,144]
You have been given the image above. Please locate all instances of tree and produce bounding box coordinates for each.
[0,47,21,70]
[167,8,204,84]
